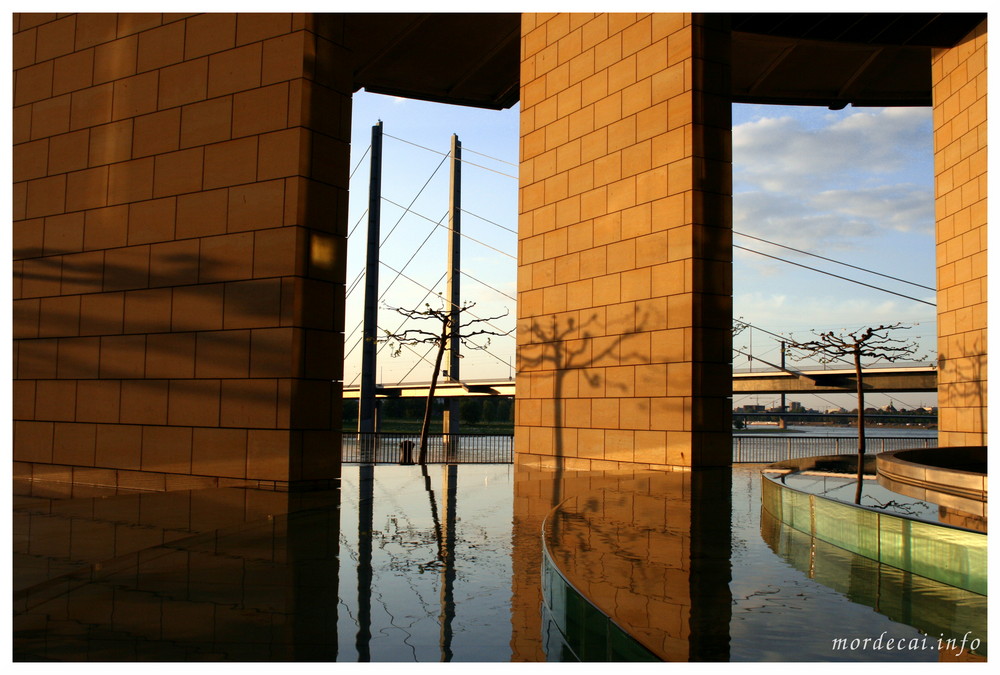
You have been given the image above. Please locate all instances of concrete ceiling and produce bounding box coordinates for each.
[344,13,986,111]
[729,13,987,108]
[345,13,521,110]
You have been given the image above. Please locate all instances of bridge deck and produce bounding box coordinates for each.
[342,366,936,398]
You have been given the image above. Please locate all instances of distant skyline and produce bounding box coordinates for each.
[343,90,939,411]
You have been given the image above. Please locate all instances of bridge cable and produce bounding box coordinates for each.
[382,197,517,260]
[461,145,518,169]
[344,209,449,352]
[460,208,518,235]
[733,244,935,307]
[378,154,449,248]
[345,145,442,301]
[344,154,451,341]
[734,230,934,292]
[461,270,517,302]
[384,133,518,180]
[378,260,512,338]
[343,264,449,364]
[350,144,372,180]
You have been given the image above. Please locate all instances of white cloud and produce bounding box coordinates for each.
[734,191,875,248]
[732,106,935,255]
[733,107,933,195]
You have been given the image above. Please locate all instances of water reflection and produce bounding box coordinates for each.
[13,463,984,661]
[336,464,513,661]
[13,465,514,662]
[15,489,343,660]
[538,468,732,661]
[760,507,987,658]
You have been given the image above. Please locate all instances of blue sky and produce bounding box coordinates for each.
[344,91,938,409]
[343,92,520,388]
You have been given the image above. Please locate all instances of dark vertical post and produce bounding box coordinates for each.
[779,340,787,429]
[446,134,462,450]
[359,122,383,441]
[438,463,458,661]
[356,463,375,660]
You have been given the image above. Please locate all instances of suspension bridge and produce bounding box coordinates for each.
[343,122,938,420]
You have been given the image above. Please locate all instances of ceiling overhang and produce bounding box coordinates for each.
[345,13,521,110]
[730,13,986,108]
[341,13,986,111]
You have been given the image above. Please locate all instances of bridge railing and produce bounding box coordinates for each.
[343,432,513,464]
[732,435,936,463]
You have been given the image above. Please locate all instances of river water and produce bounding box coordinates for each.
[15,438,983,662]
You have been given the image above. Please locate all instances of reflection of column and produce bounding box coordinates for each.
[287,489,342,660]
[527,468,733,661]
[509,460,554,661]
[356,464,374,660]
[439,464,458,661]
[687,468,732,661]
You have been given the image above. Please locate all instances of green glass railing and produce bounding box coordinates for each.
[761,470,987,595]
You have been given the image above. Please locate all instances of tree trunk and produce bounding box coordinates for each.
[854,349,866,504]
[419,326,449,464]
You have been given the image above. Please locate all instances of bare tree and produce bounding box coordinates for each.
[381,300,510,463]
[786,323,923,504]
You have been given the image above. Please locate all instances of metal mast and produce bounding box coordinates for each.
[445,134,462,440]
[358,121,383,437]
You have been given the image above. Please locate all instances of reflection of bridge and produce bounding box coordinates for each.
[342,365,936,399]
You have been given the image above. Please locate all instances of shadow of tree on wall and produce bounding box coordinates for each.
[938,333,987,446]
[519,308,658,509]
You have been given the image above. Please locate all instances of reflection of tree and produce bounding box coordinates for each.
[347,465,460,662]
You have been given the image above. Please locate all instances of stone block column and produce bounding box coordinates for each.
[516,13,732,470]
[13,13,350,490]
[932,20,987,447]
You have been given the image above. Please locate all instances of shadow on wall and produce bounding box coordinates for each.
[519,308,657,508]
[937,333,987,445]
[12,240,345,481]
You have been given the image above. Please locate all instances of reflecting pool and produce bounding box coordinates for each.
[13,463,985,661]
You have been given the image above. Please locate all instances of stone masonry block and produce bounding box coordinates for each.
[158,57,209,110]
